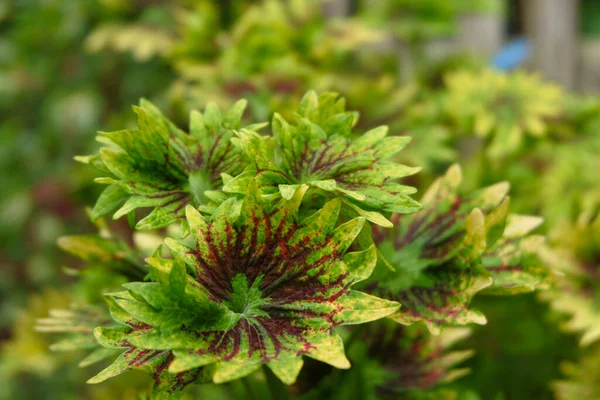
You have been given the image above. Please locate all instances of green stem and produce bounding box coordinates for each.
[322,325,366,397]
[242,376,258,400]
[263,365,291,400]
[344,324,365,353]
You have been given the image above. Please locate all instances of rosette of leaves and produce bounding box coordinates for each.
[90,182,399,393]
[368,164,551,334]
[442,69,562,158]
[82,98,260,230]
[226,91,421,227]
[539,212,600,346]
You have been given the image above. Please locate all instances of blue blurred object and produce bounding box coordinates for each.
[491,38,531,71]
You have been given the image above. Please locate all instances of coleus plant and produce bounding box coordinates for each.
[224,91,421,227]
[40,91,553,398]
[147,0,452,177]
[79,98,260,230]
[366,164,552,334]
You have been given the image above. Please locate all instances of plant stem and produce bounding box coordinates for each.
[263,365,291,400]
[344,324,365,353]
[320,325,366,397]
[242,376,258,400]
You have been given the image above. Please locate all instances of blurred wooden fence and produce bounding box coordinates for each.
[322,0,598,92]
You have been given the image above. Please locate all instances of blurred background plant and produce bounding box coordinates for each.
[1,0,599,399]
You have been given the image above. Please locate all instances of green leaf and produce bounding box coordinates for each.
[483,215,552,295]
[87,348,166,383]
[90,184,129,221]
[57,234,147,280]
[79,347,119,368]
[36,304,115,369]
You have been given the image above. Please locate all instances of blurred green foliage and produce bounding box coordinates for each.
[1,0,599,399]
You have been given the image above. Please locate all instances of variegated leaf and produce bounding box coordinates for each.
[482,214,552,294]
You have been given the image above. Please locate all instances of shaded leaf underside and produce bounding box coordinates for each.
[365,322,473,392]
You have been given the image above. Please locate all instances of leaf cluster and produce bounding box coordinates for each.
[37,89,557,399]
